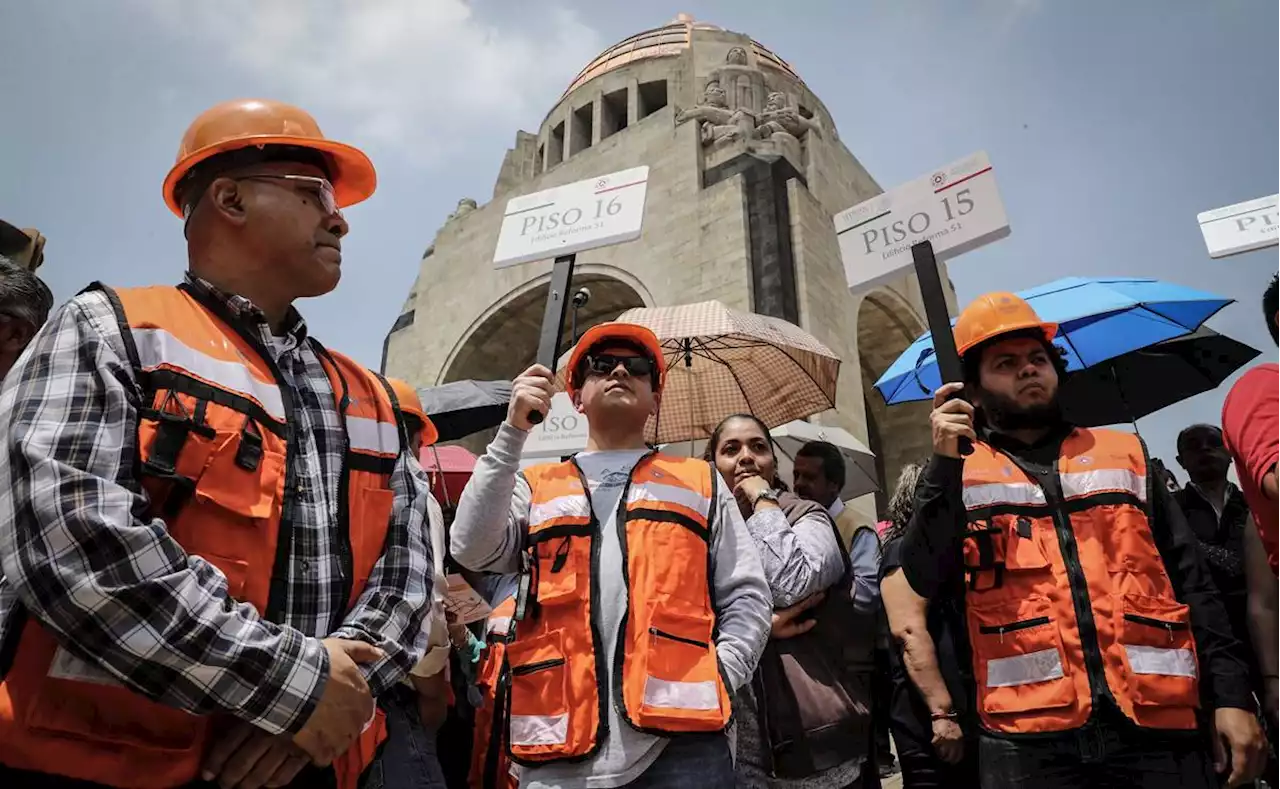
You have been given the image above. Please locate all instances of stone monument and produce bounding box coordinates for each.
[382,14,952,518]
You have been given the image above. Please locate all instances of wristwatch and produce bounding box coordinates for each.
[753,488,780,506]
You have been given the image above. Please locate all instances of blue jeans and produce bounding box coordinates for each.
[623,734,735,789]
[361,685,447,789]
[978,722,1214,789]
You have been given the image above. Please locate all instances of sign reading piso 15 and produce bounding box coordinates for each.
[835,151,1010,293]
[1197,194,1278,259]
[493,166,650,268]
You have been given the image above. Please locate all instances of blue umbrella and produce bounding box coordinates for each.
[874,277,1233,405]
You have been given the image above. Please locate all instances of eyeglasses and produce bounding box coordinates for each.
[586,354,655,378]
[239,174,339,216]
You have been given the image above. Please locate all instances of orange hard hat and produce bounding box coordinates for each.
[953,292,1059,357]
[565,322,667,399]
[388,378,439,447]
[163,99,377,218]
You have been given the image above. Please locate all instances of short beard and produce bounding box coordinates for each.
[978,386,1063,433]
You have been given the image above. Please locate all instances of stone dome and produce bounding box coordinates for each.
[561,13,803,97]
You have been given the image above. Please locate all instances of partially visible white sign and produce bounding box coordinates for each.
[1197,194,1278,259]
[493,166,650,268]
[835,151,1010,293]
[522,393,588,461]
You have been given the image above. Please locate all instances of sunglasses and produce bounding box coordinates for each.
[586,354,656,378]
[240,174,339,216]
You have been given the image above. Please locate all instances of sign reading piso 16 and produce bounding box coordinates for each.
[835,151,1010,293]
[493,166,650,268]
[1197,194,1278,259]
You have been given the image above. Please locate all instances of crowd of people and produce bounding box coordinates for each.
[0,98,1274,789]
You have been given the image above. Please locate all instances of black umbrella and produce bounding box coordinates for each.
[417,380,512,443]
[1059,327,1260,427]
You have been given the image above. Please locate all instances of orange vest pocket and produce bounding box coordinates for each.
[1118,595,1199,708]
[633,606,726,730]
[534,537,583,605]
[193,434,284,521]
[970,600,1075,716]
[351,485,394,589]
[507,631,571,757]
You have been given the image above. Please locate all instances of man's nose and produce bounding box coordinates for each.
[325,210,349,239]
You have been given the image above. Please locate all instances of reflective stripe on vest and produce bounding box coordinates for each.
[960,427,1198,736]
[0,283,400,789]
[505,454,730,765]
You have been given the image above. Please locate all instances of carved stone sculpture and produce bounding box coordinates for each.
[448,198,477,221]
[675,80,754,146]
[755,91,822,143]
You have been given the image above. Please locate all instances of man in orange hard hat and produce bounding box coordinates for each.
[0,99,433,789]
[894,292,1265,788]
[450,323,771,789]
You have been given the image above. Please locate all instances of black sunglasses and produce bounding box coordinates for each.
[586,354,655,378]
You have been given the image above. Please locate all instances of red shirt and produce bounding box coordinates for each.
[1222,363,1279,574]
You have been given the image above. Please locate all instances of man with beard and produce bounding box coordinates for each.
[898,292,1264,788]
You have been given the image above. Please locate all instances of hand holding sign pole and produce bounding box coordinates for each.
[836,151,1011,457]
[493,167,650,424]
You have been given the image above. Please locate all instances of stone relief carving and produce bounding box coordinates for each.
[675,47,823,154]
[756,91,822,144]
[448,198,478,221]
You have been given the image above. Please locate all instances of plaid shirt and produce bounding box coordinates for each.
[0,274,431,735]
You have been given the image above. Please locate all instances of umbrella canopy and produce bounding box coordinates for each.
[419,444,478,506]
[876,277,1233,405]
[663,419,879,501]
[563,301,841,445]
[416,379,512,442]
[1058,327,1260,427]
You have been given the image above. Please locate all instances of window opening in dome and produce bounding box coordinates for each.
[536,143,545,174]
[570,103,594,156]
[601,88,628,140]
[638,80,668,120]
[548,121,565,168]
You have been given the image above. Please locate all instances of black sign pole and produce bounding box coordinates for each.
[911,240,972,455]
[527,254,577,425]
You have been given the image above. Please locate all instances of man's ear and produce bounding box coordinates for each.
[573,390,584,414]
[208,178,248,225]
[650,390,661,417]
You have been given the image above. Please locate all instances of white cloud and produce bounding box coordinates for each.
[137,0,603,165]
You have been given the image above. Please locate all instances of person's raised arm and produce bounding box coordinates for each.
[449,364,552,574]
[708,480,772,691]
[1244,517,1278,723]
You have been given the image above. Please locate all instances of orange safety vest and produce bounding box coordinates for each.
[960,427,1200,736]
[505,454,731,764]
[470,597,519,789]
[0,283,405,788]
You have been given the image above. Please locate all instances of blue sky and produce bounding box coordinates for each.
[1,0,1275,475]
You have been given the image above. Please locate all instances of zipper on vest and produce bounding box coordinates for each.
[1124,613,1188,643]
[182,283,298,624]
[511,657,566,676]
[571,457,611,749]
[1020,454,1113,712]
[649,627,709,648]
[978,616,1050,644]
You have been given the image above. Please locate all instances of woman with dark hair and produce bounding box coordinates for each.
[879,461,979,789]
[705,414,877,789]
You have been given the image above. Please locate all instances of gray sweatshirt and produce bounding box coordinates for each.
[450,424,772,788]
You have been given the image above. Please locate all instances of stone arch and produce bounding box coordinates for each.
[442,269,649,451]
[857,288,933,518]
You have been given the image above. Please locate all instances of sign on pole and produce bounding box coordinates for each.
[493,166,650,269]
[1197,194,1278,259]
[492,166,650,425]
[835,151,1010,293]
[520,393,588,463]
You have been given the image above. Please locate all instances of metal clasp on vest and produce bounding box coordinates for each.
[236,416,264,472]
